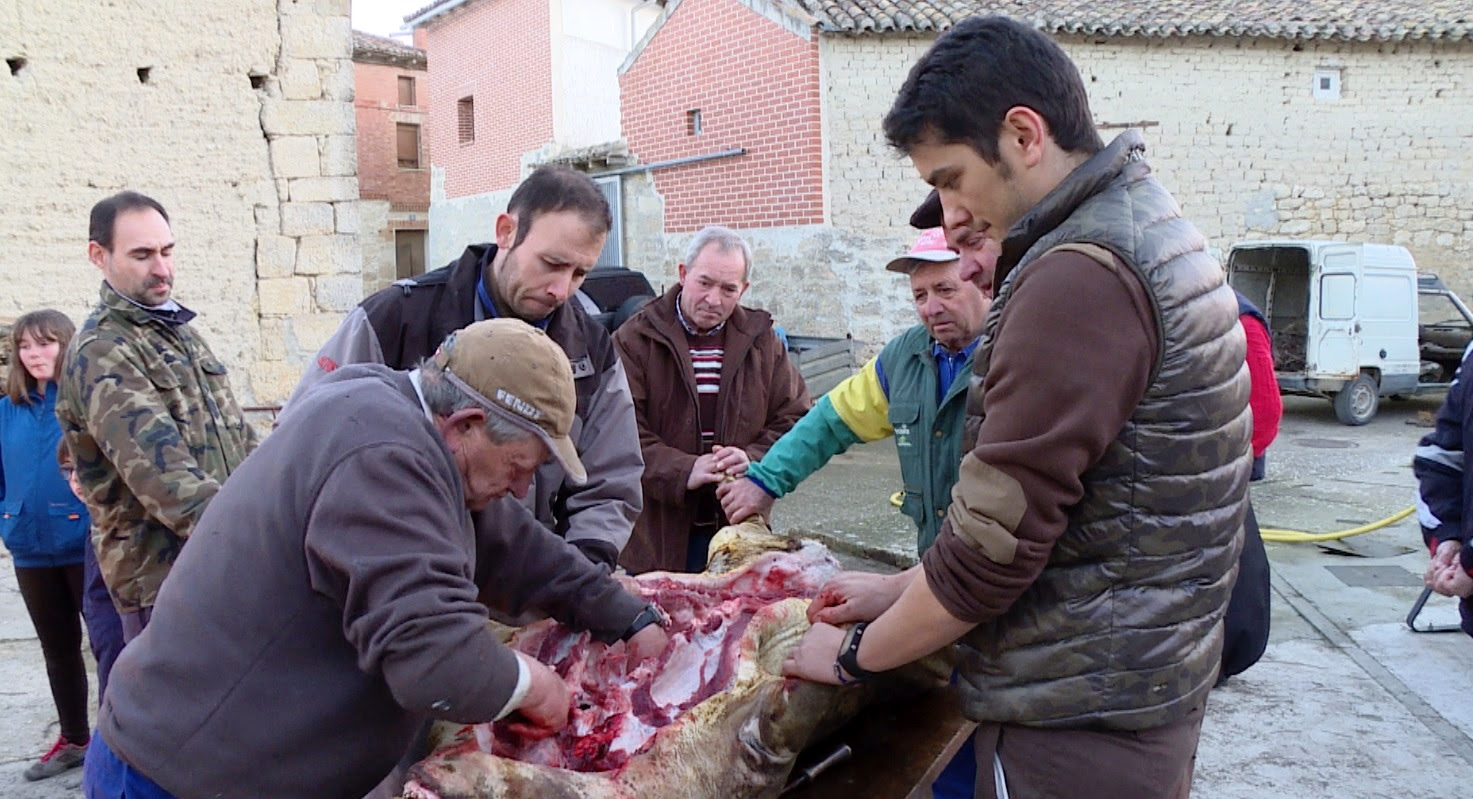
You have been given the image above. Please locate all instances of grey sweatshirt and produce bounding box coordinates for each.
[101,366,561,798]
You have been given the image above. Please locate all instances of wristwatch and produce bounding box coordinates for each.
[621,603,666,641]
[835,622,879,685]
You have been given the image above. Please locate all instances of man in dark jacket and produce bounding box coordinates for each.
[290,165,642,576]
[83,320,667,799]
[1414,342,1473,636]
[613,225,810,573]
[783,18,1250,799]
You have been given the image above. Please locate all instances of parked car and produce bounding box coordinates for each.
[1226,240,1473,425]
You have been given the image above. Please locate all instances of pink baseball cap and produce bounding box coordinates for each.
[884,227,959,274]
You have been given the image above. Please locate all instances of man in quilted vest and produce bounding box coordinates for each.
[782,16,1251,799]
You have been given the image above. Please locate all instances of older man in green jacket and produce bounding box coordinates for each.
[718,228,993,556]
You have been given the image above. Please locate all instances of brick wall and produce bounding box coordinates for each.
[619,0,823,232]
[823,34,1473,292]
[0,0,362,405]
[354,61,429,208]
[423,0,554,198]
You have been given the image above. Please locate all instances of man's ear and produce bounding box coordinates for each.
[999,106,1050,169]
[87,241,109,271]
[437,408,486,448]
[494,213,518,249]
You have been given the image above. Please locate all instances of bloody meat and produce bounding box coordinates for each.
[476,547,838,774]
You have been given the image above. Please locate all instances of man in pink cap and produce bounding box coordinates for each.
[720,228,992,556]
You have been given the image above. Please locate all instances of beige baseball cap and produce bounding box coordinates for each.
[430,319,587,485]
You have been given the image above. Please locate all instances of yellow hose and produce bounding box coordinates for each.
[1259,506,1416,543]
[891,491,1417,545]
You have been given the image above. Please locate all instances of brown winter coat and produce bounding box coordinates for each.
[613,288,811,572]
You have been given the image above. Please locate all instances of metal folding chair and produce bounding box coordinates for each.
[1405,585,1464,633]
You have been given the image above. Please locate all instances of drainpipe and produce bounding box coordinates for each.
[629,0,660,50]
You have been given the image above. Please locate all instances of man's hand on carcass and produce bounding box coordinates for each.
[710,445,750,478]
[806,568,913,625]
[1426,539,1462,588]
[513,652,571,732]
[627,623,669,662]
[687,452,726,490]
[717,477,775,523]
[780,621,846,685]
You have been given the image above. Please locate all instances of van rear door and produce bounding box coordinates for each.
[1310,246,1359,378]
[1356,246,1419,390]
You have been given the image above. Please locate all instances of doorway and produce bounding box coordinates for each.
[395,229,427,280]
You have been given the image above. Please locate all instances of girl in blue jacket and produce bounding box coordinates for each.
[1,310,91,781]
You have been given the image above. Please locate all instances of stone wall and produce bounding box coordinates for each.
[619,167,909,356]
[620,31,1473,355]
[359,199,395,292]
[639,31,1473,353]
[0,0,362,406]
[426,167,514,268]
[822,33,1473,288]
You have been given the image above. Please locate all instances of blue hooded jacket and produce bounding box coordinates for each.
[0,383,89,567]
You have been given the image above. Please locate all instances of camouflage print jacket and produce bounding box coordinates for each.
[57,283,258,614]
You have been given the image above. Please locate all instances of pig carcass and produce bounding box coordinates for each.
[402,529,940,799]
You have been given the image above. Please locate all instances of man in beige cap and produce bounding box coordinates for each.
[83,319,668,799]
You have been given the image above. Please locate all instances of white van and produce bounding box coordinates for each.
[1226,240,1473,425]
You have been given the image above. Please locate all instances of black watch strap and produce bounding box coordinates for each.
[835,622,878,683]
[621,603,663,641]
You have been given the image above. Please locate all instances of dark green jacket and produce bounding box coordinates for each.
[745,324,972,555]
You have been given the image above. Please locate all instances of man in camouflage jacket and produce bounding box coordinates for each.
[57,192,257,640]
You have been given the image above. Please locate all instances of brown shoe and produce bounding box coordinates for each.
[23,736,86,781]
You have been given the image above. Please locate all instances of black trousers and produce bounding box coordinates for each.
[14,563,90,744]
[1221,501,1271,679]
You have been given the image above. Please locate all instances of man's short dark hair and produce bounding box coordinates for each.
[883,16,1103,163]
[506,165,612,248]
[89,191,170,251]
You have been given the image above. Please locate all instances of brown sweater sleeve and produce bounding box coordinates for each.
[922,250,1160,623]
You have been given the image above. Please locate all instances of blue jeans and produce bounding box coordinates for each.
[82,730,177,799]
[934,665,980,799]
[933,730,979,799]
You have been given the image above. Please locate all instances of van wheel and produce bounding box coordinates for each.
[1333,374,1379,426]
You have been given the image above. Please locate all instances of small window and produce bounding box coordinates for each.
[457,96,475,144]
[397,123,421,169]
[397,75,416,107]
[1312,68,1341,100]
[1319,274,1355,320]
[686,108,702,136]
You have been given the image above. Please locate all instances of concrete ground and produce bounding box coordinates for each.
[0,393,1468,797]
